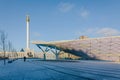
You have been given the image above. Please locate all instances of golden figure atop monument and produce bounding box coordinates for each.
[26,15,30,22]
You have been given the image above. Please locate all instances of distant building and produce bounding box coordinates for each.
[0,48,35,59]
[34,52,56,59]
[59,51,80,60]
[0,52,24,59]
[79,36,88,39]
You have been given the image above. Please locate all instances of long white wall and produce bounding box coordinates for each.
[0,52,25,59]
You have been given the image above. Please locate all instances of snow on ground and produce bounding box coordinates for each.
[0,59,120,80]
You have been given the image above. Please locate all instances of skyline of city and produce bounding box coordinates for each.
[0,0,120,51]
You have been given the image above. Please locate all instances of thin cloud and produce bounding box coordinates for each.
[75,27,120,38]
[97,28,120,36]
[58,2,74,13]
[79,7,89,18]
[75,28,97,35]
[33,32,41,37]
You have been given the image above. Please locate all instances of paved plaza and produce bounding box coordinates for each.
[0,59,120,80]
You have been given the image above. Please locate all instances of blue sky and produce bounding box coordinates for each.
[0,0,120,51]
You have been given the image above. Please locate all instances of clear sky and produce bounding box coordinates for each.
[0,0,120,51]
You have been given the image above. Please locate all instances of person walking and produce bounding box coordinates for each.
[23,56,26,62]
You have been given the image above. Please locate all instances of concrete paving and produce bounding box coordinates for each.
[0,59,120,80]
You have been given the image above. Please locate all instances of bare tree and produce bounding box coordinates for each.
[8,41,12,52]
[7,42,17,60]
[6,41,12,59]
[0,31,7,65]
[12,48,18,59]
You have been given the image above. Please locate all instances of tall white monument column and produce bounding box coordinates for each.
[25,15,30,57]
[25,15,34,58]
[26,15,30,50]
